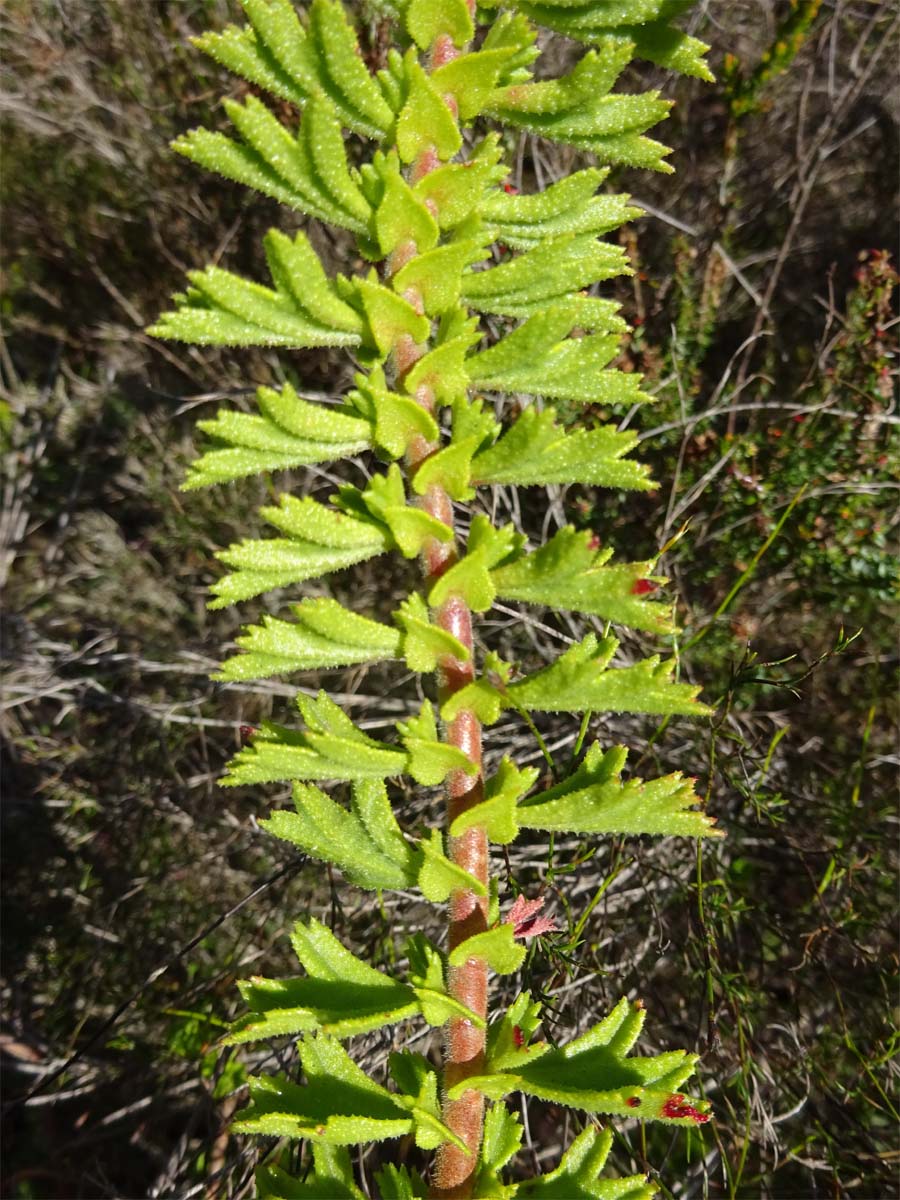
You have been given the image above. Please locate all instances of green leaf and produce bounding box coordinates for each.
[479,169,641,249]
[510,0,713,82]
[467,302,648,406]
[448,924,526,975]
[197,0,392,138]
[450,758,539,844]
[184,383,371,490]
[257,1145,365,1199]
[403,310,480,405]
[395,593,470,673]
[491,527,674,634]
[398,701,478,786]
[375,1164,427,1200]
[472,406,653,491]
[348,367,440,459]
[506,634,711,717]
[338,464,453,558]
[450,995,711,1125]
[413,135,507,229]
[407,934,485,1028]
[519,743,721,838]
[518,1126,654,1199]
[417,828,488,902]
[396,55,462,164]
[411,436,478,502]
[226,919,420,1043]
[149,230,363,349]
[174,92,371,232]
[224,693,407,786]
[432,48,521,122]
[370,150,440,257]
[210,494,387,608]
[428,516,523,612]
[388,1052,468,1152]
[462,233,629,318]
[479,1101,524,1175]
[405,0,474,50]
[394,239,489,318]
[354,275,431,356]
[234,1034,463,1147]
[263,777,416,889]
[486,991,547,1072]
[485,46,674,172]
[217,598,401,681]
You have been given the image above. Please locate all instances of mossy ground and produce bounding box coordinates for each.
[2,2,897,1197]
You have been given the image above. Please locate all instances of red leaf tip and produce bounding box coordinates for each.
[661,1094,711,1123]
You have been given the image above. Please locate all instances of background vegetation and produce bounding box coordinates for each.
[2,1,897,1197]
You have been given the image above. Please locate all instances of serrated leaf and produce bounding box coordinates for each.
[462,233,629,318]
[257,1145,365,1200]
[375,1163,427,1200]
[411,436,478,502]
[405,0,474,51]
[417,828,488,903]
[450,758,539,844]
[480,169,641,249]
[448,924,526,975]
[395,593,470,673]
[354,275,430,356]
[234,1034,464,1147]
[491,527,673,633]
[449,996,711,1124]
[185,384,371,490]
[480,1102,524,1174]
[472,407,652,491]
[262,778,416,888]
[217,598,400,681]
[517,1126,654,1200]
[349,367,439,459]
[506,634,711,717]
[226,919,420,1042]
[224,693,407,786]
[403,311,480,404]
[406,934,485,1028]
[394,239,489,317]
[396,55,462,164]
[487,991,547,1072]
[485,46,674,172]
[467,302,648,406]
[519,743,721,839]
[432,48,520,121]
[371,150,440,257]
[413,135,507,229]
[397,701,478,786]
[149,230,363,349]
[428,516,523,613]
[210,494,387,608]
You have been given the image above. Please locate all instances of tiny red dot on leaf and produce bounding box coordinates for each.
[512,1025,524,1048]
[631,578,658,596]
[239,725,257,742]
[626,1096,642,1108]
[503,181,518,193]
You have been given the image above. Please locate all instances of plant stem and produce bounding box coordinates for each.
[388,30,488,1193]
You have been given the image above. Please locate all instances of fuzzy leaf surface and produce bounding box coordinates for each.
[519,743,721,838]
[452,996,711,1124]
[210,494,387,608]
[472,407,652,491]
[491,527,673,633]
[257,1145,364,1200]
[479,169,640,249]
[217,598,400,682]
[227,919,419,1042]
[517,1127,654,1199]
[185,385,371,490]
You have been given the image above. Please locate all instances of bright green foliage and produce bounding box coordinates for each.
[154,0,717,1193]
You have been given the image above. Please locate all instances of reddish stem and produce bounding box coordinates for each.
[386,35,488,1195]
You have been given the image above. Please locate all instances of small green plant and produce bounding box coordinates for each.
[151,1,720,1194]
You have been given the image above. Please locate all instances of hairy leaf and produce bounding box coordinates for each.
[472,407,652,491]
[517,1127,654,1199]
[520,743,721,838]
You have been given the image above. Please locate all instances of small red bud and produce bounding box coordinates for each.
[626,1096,642,1108]
[503,181,518,194]
[512,1026,524,1048]
[239,724,257,742]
